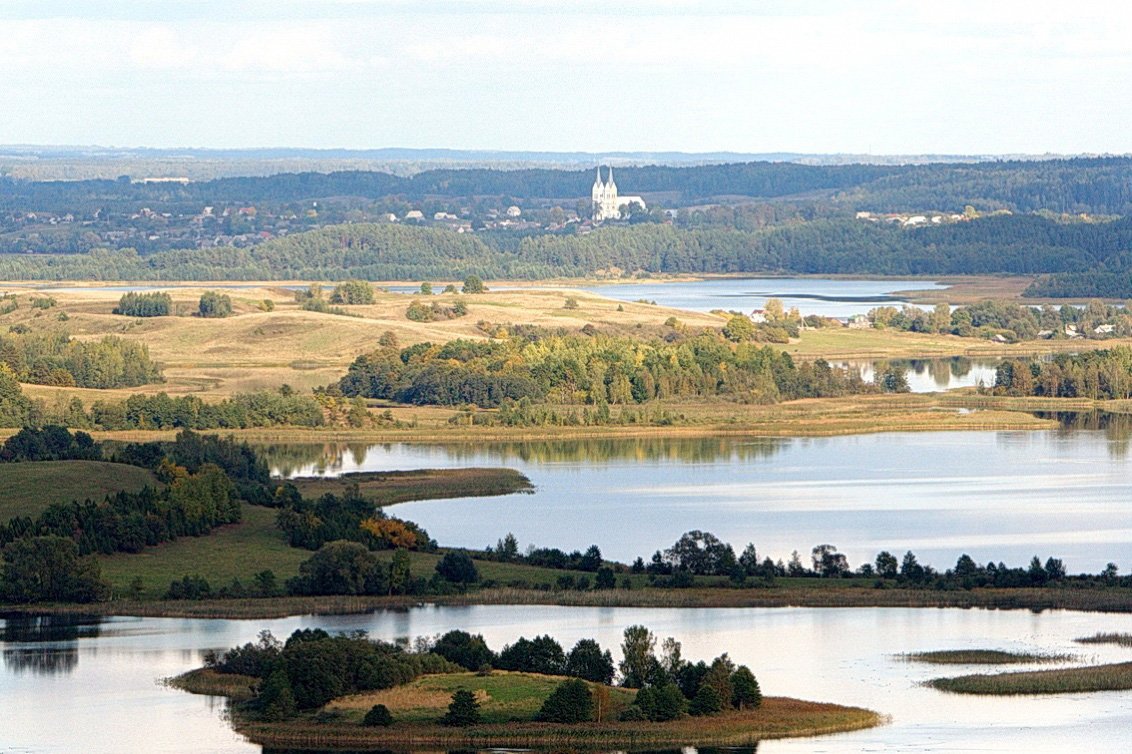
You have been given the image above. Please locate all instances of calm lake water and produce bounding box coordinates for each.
[273,428,1132,574]
[4,606,1132,753]
[841,356,1001,392]
[579,277,949,318]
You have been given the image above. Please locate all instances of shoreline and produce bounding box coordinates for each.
[9,584,1132,620]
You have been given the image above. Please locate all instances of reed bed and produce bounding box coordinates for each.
[1075,632,1132,647]
[166,668,258,701]
[927,662,1132,695]
[901,649,1074,665]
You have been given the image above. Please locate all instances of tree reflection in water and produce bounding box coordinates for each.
[0,613,102,676]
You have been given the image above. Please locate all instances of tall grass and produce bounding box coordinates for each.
[927,662,1132,695]
[1076,632,1132,647]
[902,649,1073,665]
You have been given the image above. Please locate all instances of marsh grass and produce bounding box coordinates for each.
[901,649,1074,665]
[287,467,534,506]
[166,668,258,701]
[1075,632,1132,647]
[927,662,1132,695]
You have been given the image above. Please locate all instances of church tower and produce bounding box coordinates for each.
[591,165,620,222]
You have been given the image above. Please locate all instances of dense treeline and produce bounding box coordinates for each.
[1,212,1128,283]
[0,375,370,432]
[0,331,162,388]
[334,332,876,408]
[992,348,1132,399]
[869,299,1132,342]
[206,629,459,716]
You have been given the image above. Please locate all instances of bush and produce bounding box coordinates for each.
[564,297,579,309]
[462,275,487,294]
[442,689,481,726]
[362,704,393,727]
[432,630,496,670]
[536,678,593,723]
[331,279,375,305]
[198,291,233,318]
[114,291,171,317]
[435,552,479,584]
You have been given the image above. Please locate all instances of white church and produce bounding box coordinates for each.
[591,166,646,222]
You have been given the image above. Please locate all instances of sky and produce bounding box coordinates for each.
[1,0,1131,154]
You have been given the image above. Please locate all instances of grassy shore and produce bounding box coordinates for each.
[19,583,1132,620]
[0,460,160,520]
[171,668,882,749]
[288,467,534,505]
[901,650,1074,665]
[927,662,1132,695]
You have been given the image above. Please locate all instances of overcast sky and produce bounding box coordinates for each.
[2,0,1130,154]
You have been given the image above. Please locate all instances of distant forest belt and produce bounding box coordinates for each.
[286,468,534,505]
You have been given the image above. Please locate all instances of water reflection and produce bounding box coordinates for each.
[4,645,79,675]
[1,613,102,642]
[263,437,788,477]
[0,614,101,676]
[840,356,1000,393]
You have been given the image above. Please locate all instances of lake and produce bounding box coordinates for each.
[6,277,948,320]
[4,606,1132,753]
[841,356,1001,392]
[272,428,1132,575]
[579,277,949,318]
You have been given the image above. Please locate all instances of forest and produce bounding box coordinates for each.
[6,156,1132,211]
[5,157,1132,292]
[0,212,1128,283]
[334,331,879,408]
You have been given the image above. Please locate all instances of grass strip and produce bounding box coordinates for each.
[927,662,1132,695]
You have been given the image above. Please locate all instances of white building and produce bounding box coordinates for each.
[591,166,645,222]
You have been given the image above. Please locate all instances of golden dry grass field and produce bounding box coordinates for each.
[4,283,724,400]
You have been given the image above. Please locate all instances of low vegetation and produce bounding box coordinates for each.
[1075,633,1132,647]
[287,468,533,506]
[901,650,1073,665]
[927,662,1132,695]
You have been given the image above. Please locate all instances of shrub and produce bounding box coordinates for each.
[536,678,593,723]
[564,297,579,309]
[435,552,479,584]
[432,630,496,670]
[331,279,375,305]
[114,291,172,317]
[442,689,481,726]
[462,275,487,294]
[198,291,233,318]
[362,704,393,727]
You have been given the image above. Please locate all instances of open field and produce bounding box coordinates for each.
[288,467,534,505]
[926,662,1132,695]
[97,503,308,599]
[0,460,160,520]
[327,671,637,723]
[1,283,724,400]
[901,650,1073,665]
